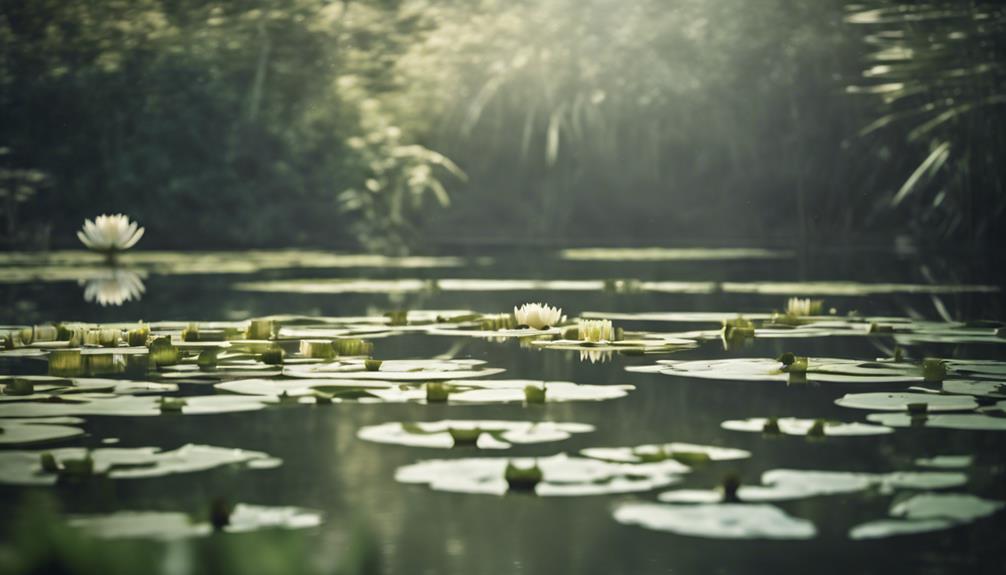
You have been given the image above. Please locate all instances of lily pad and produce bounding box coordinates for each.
[942,380,1006,399]
[0,394,269,418]
[850,493,1004,540]
[0,419,85,445]
[357,420,594,449]
[657,469,966,503]
[612,502,816,540]
[282,359,504,381]
[644,358,921,384]
[915,455,973,469]
[395,454,687,496]
[721,417,894,436]
[0,444,279,485]
[866,412,1006,431]
[834,392,977,412]
[580,443,751,464]
[69,502,320,541]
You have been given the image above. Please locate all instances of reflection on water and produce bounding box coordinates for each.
[79,266,146,307]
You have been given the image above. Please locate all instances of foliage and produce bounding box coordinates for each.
[0,0,461,252]
[845,0,1006,240]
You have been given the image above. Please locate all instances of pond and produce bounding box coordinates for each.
[0,245,1004,574]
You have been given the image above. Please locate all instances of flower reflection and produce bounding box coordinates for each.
[579,349,613,364]
[80,267,146,306]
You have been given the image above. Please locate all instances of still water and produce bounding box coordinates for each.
[0,246,1004,574]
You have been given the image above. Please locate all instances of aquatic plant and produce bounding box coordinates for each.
[76,214,144,254]
[523,384,547,404]
[126,323,150,347]
[923,358,947,382]
[785,297,823,318]
[425,383,451,403]
[577,318,615,343]
[514,303,564,329]
[364,359,383,371]
[299,340,335,360]
[504,461,543,492]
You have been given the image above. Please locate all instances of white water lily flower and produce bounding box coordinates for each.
[80,268,146,306]
[514,302,564,329]
[77,214,145,252]
[785,297,822,317]
[578,319,615,343]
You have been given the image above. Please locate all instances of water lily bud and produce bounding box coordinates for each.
[806,419,827,438]
[426,383,451,403]
[299,340,334,359]
[504,462,543,492]
[197,348,220,371]
[127,323,150,346]
[762,418,781,435]
[384,310,408,326]
[364,359,383,371]
[922,358,946,382]
[523,384,546,404]
[246,319,275,340]
[181,323,200,342]
[260,346,285,365]
[159,397,187,412]
[448,427,482,446]
[40,452,59,473]
[148,336,180,366]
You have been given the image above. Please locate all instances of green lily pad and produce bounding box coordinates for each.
[835,392,977,412]
[395,454,687,496]
[357,420,594,449]
[0,444,279,485]
[941,380,1006,399]
[0,419,85,445]
[642,358,921,383]
[580,443,751,464]
[559,247,790,262]
[915,455,972,469]
[721,417,894,436]
[69,503,320,541]
[850,493,1004,540]
[282,359,504,381]
[0,394,269,418]
[866,412,1006,431]
[657,468,966,503]
[613,502,816,540]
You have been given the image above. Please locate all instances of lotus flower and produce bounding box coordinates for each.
[77,214,144,253]
[578,319,615,343]
[80,268,146,306]
[785,297,822,317]
[514,303,564,329]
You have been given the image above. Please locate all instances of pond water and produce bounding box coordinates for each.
[0,246,1004,574]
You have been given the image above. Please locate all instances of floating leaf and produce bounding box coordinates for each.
[395,454,687,496]
[358,420,594,449]
[721,417,894,436]
[613,502,816,540]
